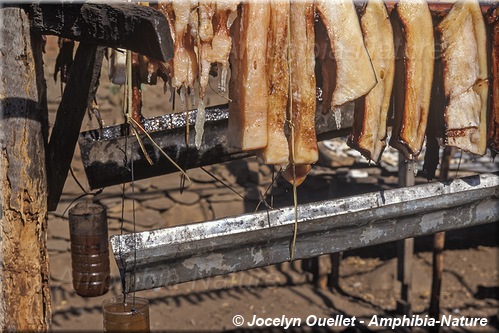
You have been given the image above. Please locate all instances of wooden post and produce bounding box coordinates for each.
[315,255,331,290]
[429,231,445,333]
[396,154,415,316]
[0,6,51,330]
[429,146,452,333]
[328,252,342,291]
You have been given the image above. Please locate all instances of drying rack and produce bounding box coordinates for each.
[67,0,499,306]
[77,105,499,293]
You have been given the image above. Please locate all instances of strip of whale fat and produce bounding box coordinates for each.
[227,1,270,151]
[196,1,238,92]
[439,0,488,156]
[212,1,238,94]
[348,0,395,164]
[314,6,353,133]
[175,1,198,90]
[389,0,434,161]
[196,1,238,149]
[289,1,317,166]
[158,1,198,90]
[196,2,216,149]
[423,7,447,181]
[315,0,377,109]
[314,10,335,116]
[258,0,290,165]
[131,52,145,133]
[138,54,159,86]
[487,4,499,155]
[281,1,317,187]
[135,3,158,86]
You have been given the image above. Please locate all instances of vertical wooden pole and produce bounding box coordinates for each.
[396,155,415,316]
[429,231,445,333]
[328,252,342,291]
[429,146,452,333]
[0,5,51,330]
[315,254,331,290]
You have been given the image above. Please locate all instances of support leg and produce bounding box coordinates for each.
[396,154,415,316]
[0,6,51,330]
[328,252,342,291]
[429,146,452,332]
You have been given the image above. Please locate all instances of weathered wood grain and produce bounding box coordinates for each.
[0,6,50,330]
[29,3,173,62]
[47,43,105,211]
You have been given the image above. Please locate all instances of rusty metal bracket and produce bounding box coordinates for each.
[110,173,499,293]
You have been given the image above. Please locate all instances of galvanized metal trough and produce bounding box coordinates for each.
[111,172,499,293]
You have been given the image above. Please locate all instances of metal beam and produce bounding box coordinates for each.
[79,103,354,189]
[110,173,499,293]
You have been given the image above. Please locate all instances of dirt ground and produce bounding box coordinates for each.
[42,36,499,332]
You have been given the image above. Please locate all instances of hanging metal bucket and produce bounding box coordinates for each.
[69,201,110,297]
[102,295,150,332]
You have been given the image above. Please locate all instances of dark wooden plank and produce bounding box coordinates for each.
[29,3,173,62]
[47,43,105,211]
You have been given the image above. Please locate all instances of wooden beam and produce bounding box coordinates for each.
[0,6,51,330]
[46,43,105,211]
[29,3,173,62]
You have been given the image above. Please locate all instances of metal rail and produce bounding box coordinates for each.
[111,173,499,293]
[79,103,354,189]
